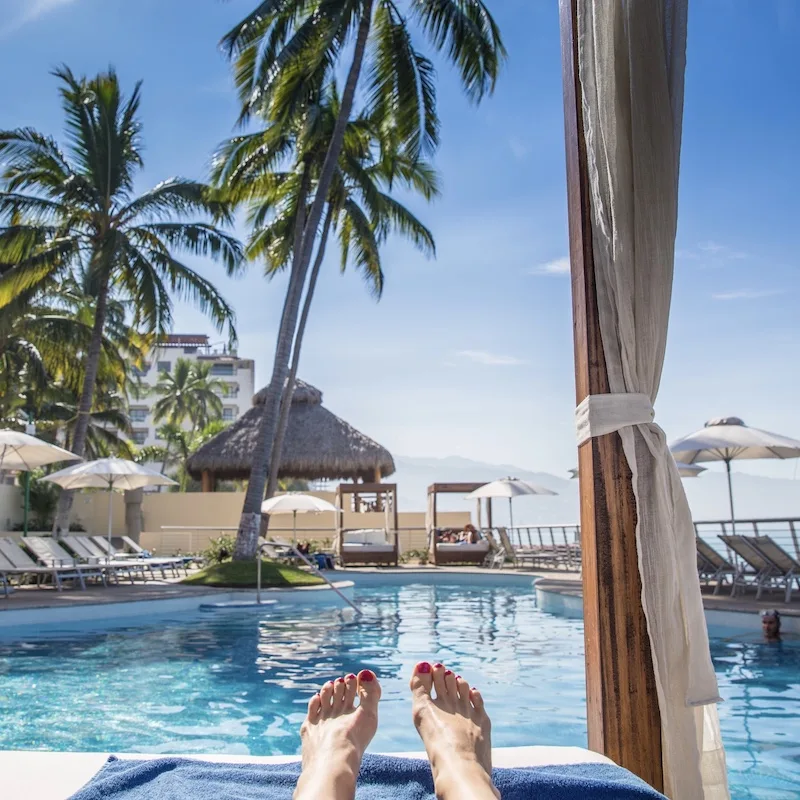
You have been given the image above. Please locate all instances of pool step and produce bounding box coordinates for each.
[199,600,279,611]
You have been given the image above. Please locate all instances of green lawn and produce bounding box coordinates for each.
[182,559,324,588]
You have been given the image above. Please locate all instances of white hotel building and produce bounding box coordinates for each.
[128,334,255,447]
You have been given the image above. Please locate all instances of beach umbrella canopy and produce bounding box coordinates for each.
[670,417,800,532]
[43,458,176,545]
[0,430,81,471]
[261,493,339,545]
[466,478,557,530]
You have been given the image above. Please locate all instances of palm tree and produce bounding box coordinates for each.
[152,358,227,431]
[0,67,244,531]
[217,89,438,526]
[222,1,505,556]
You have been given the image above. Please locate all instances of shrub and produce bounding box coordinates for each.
[401,549,429,565]
[203,534,236,564]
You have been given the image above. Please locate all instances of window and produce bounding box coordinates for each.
[183,346,198,354]
[131,362,150,377]
[157,361,171,374]
[222,407,235,421]
[132,429,148,445]
[130,407,148,423]
[211,363,235,376]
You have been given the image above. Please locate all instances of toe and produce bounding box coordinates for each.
[319,680,334,718]
[455,674,471,710]
[307,693,321,721]
[470,686,485,713]
[357,669,381,714]
[432,663,448,702]
[332,676,346,711]
[343,673,357,710]
[443,669,457,697]
[409,661,434,698]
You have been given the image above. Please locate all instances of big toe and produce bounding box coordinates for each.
[357,669,381,713]
[409,661,434,698]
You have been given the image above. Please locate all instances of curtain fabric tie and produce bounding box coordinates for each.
[575,393,655,446]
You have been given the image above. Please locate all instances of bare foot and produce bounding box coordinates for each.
[410,662,499,800]
[294,670,381,800]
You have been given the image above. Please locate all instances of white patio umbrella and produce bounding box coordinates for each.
[0,430,81,471]
[261,493,339,545]
[670,417,800,533]
[0,429,82,535]
[466,477,557,530]
[42,458,176,547]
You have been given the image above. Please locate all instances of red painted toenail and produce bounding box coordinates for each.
[456,675,462,680]
[434,663,443,669]
[336,677,345,682]
[359,669,375,682]
[445,669,453,676]
[347,674,356,680]
[417,662,432,674]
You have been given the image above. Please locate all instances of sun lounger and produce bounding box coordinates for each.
[718,534,789,600]
[119,535,190,573]
[695,537,737,594]
[428,529,491,566]
[0,537,90,591]
[750,535,800,603]
[61,537,151,584]
[92,535,185,576]
[24,537,108,587]
[337,529,399,567]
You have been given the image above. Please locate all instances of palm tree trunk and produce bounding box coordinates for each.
[232,168,313,560]
[266,205,333,500]
[232,3,374,561]
[52,276,110,535]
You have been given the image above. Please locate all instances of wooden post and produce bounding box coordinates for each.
[373,466,382,483]
[431,489,438,565]
[559,0,663,790]
[201,470,216,493]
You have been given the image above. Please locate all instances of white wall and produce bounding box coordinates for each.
[0,484,23,529]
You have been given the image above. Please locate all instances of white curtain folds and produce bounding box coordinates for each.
[576,2,729,798]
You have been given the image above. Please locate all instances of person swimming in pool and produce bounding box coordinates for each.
[762,609,782,643]
[293,663,498,800]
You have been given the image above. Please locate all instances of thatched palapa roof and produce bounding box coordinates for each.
[186,380,395,482]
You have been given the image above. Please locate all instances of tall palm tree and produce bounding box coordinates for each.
[217,89,438,528]
[222,1,505,556]
[0,67,244,531]
[152,358,227,431]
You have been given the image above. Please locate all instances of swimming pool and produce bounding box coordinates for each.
[0,579,797,799]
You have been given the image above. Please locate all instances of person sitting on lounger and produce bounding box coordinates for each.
[762,609,782,642]
[458,524,480,544]
[294,663,498,800]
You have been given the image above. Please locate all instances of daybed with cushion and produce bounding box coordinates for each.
[429,531,491,565]
[337,529,399,567]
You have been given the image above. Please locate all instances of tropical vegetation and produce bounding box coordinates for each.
[221,0,506,559]
[0,66,244,531]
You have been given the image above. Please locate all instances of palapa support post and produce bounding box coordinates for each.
[201,470,216,493]
[559,0,663,791]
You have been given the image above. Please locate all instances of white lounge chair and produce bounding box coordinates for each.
[24,537,107,587]
[696,537,737,594]
[62,537,151,583]
[0,538,91,591]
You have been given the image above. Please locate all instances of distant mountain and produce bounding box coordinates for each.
[392,455,800,525]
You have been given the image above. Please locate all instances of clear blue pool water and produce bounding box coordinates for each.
[0,581,798,800]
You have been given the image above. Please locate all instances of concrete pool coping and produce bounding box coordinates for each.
[2,746,614,799]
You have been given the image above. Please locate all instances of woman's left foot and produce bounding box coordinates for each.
[294,670,381,800]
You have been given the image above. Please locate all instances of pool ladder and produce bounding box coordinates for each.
[256,541,363,616]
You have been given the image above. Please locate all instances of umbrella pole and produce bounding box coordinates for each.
[107,481,114,552]
[508,498,513,532]
[23,471,30,537]
[293,510,297,547]
[725,459,736,536]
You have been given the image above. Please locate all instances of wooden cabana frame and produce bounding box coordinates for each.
[334,482,399,567]
[559,0,663,790]
[426,483,493,566]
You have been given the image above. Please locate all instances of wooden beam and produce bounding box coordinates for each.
[559,0,663,790]
[201,470,215,493]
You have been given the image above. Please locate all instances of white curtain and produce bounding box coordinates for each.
[576,2,729,798]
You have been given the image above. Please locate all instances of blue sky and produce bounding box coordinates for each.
[1,0,798,482]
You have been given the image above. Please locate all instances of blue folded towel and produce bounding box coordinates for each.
[70,753,667,799]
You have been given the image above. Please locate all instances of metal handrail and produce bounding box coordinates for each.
[256,541,362,615]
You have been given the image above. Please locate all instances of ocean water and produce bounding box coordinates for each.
[0,580,797,799]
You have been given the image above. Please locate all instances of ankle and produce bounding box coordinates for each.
[295,760,359,800]
[432,760,498,800]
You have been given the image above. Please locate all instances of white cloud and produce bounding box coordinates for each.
[712,289,784,300]
[529,256,570,276]
[698,241,747,259]
[457,350,526,367]
[1,0,77,37]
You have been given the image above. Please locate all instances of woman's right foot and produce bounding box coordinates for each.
[410,662,499,800]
